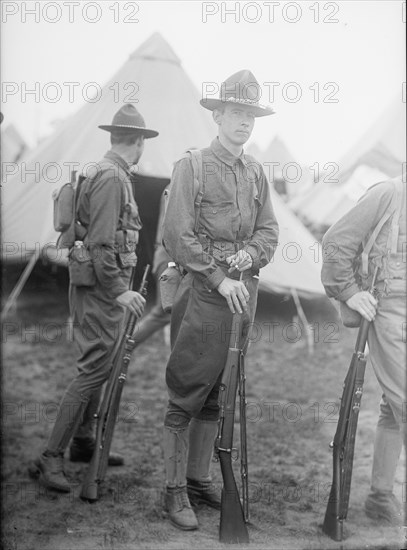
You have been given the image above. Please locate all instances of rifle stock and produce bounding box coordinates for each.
[216,312,249,544]
[80,265,150,502]
[323,269,378,541]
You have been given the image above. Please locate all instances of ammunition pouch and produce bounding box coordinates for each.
[115,229,138,268]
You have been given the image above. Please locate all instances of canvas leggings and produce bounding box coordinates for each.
[164,271,259,430]
[46,275,130,454]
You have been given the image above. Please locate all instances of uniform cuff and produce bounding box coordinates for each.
[205,267,226,290]
[336,283,360,303]
[245,245,260,270]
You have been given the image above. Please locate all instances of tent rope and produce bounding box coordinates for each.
[290,287,314,355]
[1,252,40,321]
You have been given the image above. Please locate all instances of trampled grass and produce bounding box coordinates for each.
[2,273,405,550]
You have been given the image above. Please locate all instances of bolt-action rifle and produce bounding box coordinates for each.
[322,267,379,541]
[239,350,249,524]
[80,265,150,502]
[215,309,249,544]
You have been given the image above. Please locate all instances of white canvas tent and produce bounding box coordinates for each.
[2,33,325,310]
[289,98,406,229]
[260,135,309,198]
[261,187,324,296]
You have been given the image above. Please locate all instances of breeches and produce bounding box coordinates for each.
[68,273,131,398]
[164,272,259,429]
[367,279,406,434]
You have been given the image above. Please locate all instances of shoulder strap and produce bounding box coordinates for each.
[360,180,402,276]
[388,178,404,254]
[74,174,86,218]
[188,149,204,234]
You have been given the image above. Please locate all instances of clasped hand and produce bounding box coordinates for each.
[226,250,253,273]
[116,290,146,317]
[345,291,377,322]
[217,277,250,314]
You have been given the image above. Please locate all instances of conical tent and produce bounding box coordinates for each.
[2,32,324,297]
[260,187,324,296]
[261,135,296,171]
[260,135,308,198]
[2,32,214,258]
[289,98,406,228]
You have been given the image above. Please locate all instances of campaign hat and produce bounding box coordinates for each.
[200,69,274,117]
[99,104,159,138]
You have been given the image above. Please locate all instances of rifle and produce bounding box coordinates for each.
[215,310,249,544]
[239,351,249,523]
[80,265,150,502]
[322,267,379,541]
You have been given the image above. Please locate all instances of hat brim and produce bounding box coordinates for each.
[200,98,274,117]
[98,124,159,139]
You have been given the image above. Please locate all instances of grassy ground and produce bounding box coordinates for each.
[1,271,406,550]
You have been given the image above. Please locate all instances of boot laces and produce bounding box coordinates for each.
[50,454,66,475]
[179,489,191,510]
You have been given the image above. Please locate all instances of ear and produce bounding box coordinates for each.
[212,109,223,125]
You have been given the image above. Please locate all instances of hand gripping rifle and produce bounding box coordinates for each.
[80,265,150,502]
[215,309,250,544]
[322,267,379,541]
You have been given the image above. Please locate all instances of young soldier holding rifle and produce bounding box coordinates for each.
[161,70,279,532]
[321,177,406,529]
[30,105,158,492]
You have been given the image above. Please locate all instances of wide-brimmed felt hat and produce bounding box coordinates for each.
[200,69,274,117]
[99,104,159,138]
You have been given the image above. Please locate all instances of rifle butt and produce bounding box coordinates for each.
[80,448,103,502]
[322,452,343,541]
[219,487,249,544]
[80,479,99,502]
[322,497,343,541]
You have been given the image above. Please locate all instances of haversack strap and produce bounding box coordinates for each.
[188,149,204,234]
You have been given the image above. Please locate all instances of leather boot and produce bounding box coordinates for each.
[186,418,221,509]
[364,426,403,525]
[163,426,198,530]
[365,491,403,525]
[28,452,70,493]
[69,437,124,466]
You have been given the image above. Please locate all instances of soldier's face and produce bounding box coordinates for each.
[214,104,256,146]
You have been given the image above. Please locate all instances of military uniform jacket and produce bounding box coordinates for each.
[163,138,279,288]
[76,150,142,298]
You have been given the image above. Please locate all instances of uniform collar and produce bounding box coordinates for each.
[210,137,248,167]
[104,150,131,174]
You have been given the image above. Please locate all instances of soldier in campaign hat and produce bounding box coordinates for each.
[161,70,279,530]
[30,105,158,491]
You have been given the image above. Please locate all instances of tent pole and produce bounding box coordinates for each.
[290,288,314,355]
[1,252,39,321]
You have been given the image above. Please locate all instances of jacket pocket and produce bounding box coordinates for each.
[198,202,234,236]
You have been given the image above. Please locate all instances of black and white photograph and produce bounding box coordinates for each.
[1,1,406,549]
